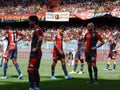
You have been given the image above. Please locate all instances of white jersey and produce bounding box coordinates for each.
[0,36,8,54]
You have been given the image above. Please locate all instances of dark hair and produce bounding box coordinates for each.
[29,15,39,24]
[59,25,66,31]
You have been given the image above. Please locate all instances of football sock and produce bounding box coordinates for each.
[106,64,109,69]
[51,66,55,76]
[62,66,68,76]
[3,64,8,76]
[74,63,78,72]
[15,63,21,75]
[80,64,84,72]
[93,67,98,82]
[29,73,35,88]
[113,64,116,70]
[88,67,93,82]
[34,72,40,88]
[67,60,70,66]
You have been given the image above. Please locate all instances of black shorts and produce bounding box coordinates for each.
[85,52,97,63]
[56,52,65,60]
[108,52,117,59]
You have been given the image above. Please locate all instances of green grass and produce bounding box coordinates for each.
[0,58,120,90]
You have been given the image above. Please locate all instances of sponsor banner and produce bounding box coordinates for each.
[74,12,109,20]
[94,12,110,18]
[73,12,94,20]
[0,14,45,22]
[45,12,70,21]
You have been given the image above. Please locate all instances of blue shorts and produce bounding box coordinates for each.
[108,52,117,59]
[75,50,84,59]
[7,45,17,60]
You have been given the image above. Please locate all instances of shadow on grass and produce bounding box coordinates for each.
[0,76,120,90]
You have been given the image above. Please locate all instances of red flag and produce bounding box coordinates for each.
[46,0,62,11]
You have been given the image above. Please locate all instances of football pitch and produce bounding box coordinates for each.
[0,58,120,90]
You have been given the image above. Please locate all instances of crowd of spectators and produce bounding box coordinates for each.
[0,24,120,43]
[44,24,120,43]
[0,0,120,15]
[0,0,120,49]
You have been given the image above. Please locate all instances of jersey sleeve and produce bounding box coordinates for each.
[96,33,104,42]
[35,27,43,38]
[17,31,24,36]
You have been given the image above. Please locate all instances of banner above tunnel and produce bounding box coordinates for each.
[73,8,120,20]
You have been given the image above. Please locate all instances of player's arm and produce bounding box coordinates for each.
[112,42,119,52]
[94,33,105,49]
[16,31,25,43]
[0,45,4,57]
[54,42,63,54]
[32,29,44,52]
[81,34,86,50]
[36,35,43,50]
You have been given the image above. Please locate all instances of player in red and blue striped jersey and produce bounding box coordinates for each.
[27,16,44,90]
[104,35,119,71]
[69,30,85,74]
[51,25,73,80]
[83,23,105,84]
[3,27,25,79]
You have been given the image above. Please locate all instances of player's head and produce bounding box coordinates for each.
[87,23,94,33]
[78,29,82,35]
[109,35,114,40]
[29,15,39,28]
[59,25,65,34]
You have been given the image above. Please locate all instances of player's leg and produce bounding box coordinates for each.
[78,52,85,74]
[27,57,37,89]
[51,52,57,80]
[60,54,68,76]
[86,62,93,83]
[2,50,9,79]
[78,59,84,74]
[67,54,71,67]
[12,58,23,79]
[86,53,93,83]
[104,57,111,70]
[34,50,42,89]
[104,53,111,71]
[12,49,23,79]
[92,54,98,84]
[92,62,98,84]
[51,60,57,80]
[1,44,8,67]
[112,59,116,71]
[69,54,73,66]
[72,58,78,73]
[0,57,4,67]
[61,58,73,79]
[34,62,40,89]
[2,58,8,79]
[69,51,79,74]
[112,53,117,71]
